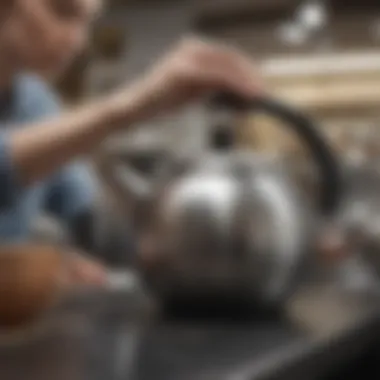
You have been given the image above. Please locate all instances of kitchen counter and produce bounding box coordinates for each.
[130,284,380,380]
[0,280,379,380]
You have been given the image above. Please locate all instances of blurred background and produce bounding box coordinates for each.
[11,3,380,379]
[55,0,380,159]
[47,0,380,263]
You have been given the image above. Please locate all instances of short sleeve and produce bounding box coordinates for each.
[16,74,62,121]
[0,75,61,211]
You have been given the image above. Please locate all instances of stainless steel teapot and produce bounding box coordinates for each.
[101,93,342,308]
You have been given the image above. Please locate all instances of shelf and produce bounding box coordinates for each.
[260,51,380,115]
[262,51,380,79]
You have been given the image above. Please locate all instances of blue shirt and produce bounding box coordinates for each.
[0,74,96,242]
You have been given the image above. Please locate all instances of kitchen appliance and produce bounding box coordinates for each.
[103,93,343,310]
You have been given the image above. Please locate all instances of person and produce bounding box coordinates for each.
[0,0,263,281]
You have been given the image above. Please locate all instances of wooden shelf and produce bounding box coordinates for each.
[262,51,380,79]
[261,51,380,115]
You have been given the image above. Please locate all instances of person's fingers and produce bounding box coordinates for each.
[200,62,262,99]
[235,54,266,93]
[197,45,265,98]
[66,254,107,286]
[176,38,265,96]
[220,55,265,95]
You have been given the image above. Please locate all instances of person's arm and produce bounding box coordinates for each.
[0,82,149,210]
[9,90,139,187]
[1,38,262,208]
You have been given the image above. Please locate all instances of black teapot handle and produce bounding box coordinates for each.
[209,92,342,215]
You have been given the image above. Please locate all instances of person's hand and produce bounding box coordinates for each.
[0,245,107,328]
[117,38,265,123]
[65,251,107,287]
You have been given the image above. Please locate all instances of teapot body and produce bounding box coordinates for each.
[99,94,342,309]
[139,151,316,306]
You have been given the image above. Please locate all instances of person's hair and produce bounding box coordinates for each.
[0,0,14,15]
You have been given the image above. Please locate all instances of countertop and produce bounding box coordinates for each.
[0,272,379,380]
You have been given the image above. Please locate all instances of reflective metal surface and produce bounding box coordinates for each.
[0,280,154,380]
[131,152,316,306]
[0,277,378,380]
[97,95,343,307]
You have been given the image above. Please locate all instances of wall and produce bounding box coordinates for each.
[87,3,380,156]
[87,2,210,156]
